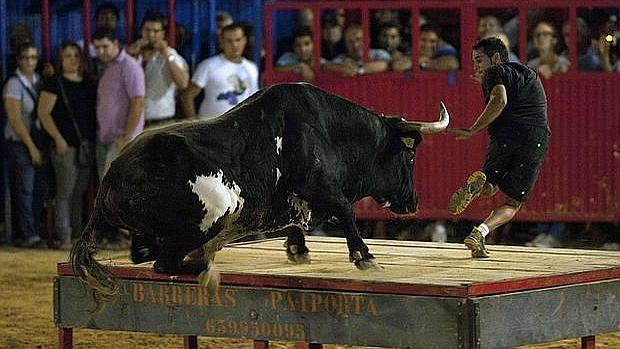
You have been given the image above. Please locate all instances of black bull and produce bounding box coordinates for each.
[71,83,449,301]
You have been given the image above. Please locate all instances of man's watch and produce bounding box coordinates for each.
[357,66,365,75]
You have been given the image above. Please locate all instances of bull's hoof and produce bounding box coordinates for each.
[286,244,311,264]
[354,258,384,270]
[198,264,221,292]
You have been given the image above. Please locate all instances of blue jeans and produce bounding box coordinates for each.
[5,141,47,241]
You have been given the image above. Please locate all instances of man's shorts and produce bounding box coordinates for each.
[482,126,549,202]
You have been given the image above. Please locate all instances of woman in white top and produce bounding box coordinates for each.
[3,41,46,248]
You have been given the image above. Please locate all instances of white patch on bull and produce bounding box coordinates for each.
[275,136,282,155]
[288,195,312,230]
[188,171,244,233]
[275,167,281,185]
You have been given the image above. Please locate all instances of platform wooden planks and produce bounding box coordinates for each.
[55,237,620,349]
[58,237,620,297]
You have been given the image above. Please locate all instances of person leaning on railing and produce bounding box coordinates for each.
[322,24,390,76]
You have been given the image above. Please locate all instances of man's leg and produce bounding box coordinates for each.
[449,171,488,215]
[464,197,522,258]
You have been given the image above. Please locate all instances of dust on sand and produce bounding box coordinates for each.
[0,247,618,349]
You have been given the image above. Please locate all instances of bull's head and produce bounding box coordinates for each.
[372,102,450,214]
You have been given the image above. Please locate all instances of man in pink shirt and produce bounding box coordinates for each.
[92,28,145,180]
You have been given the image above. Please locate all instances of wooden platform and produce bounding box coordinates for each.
[55,237,620,349]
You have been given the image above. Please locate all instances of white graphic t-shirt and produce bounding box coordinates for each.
[191,54,259,119]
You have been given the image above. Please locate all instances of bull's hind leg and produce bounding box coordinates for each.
[153,227,208,275]
[283,226,311,264]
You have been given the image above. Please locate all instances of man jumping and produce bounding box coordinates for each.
[448,37,550,258]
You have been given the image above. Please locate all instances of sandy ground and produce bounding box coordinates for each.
[0,247,618,349]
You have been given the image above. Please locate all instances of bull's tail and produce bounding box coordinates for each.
[69,183,119,307]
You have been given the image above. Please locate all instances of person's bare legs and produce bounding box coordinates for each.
[483,197,522,232]
[464,196,522,258]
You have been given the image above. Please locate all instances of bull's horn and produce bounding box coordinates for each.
[402,101,450,134]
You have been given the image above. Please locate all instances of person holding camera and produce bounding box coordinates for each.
[127,11,189,127]
[37,41,97,250]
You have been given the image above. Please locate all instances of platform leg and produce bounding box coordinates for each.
[295,343,323,349]
[254,339,269,349]
[581,335,595,349]
[183,336,198,349]
[58,327,72,349]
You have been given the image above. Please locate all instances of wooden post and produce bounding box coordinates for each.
[183,336,198,349]
[58,328,73,349]
[581,335,595,349]
[253,339,269,349]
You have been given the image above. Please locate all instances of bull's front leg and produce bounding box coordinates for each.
[326,197,382,270]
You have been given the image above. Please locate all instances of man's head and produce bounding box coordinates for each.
[220,24,247,63]
[92,28,121,63]
[379,22,402,52]
[293,26,314,63]
[477,16,502,38]
[140,11,167,47]
[343,24,364,60]
[419,23,442,58]
[95,3,119,31]
[472,37,508,76]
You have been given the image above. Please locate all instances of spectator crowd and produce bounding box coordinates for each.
[1,4,618,250]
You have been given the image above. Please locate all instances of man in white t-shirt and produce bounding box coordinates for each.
[182,23,259,120]
[127,11,189,127]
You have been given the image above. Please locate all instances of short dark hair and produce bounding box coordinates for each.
[16,41,37,58]
[92,27,118,42]
[420,23,442,38]
[294,26,313,40]
[141,10,167,31]
[473,37,509,63]
[95,2,119,20]
[380,21,402,35]
[221,23,246,37]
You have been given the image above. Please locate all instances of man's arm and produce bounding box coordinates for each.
[166,56,190,90]
[428,56,460,71]
[449,84,507,139]
[181,82,202,119]
[117,96,145,150]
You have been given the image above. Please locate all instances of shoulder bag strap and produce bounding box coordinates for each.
[57,77,84,140]
[14,75,38,124]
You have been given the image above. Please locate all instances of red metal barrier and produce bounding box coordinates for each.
[263,1,620,222]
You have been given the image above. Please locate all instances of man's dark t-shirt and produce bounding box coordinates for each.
[41,76,97,146]
[482,62,550,139]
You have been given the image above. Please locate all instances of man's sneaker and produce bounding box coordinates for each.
[449,171,487,215]
[464,227,490,258]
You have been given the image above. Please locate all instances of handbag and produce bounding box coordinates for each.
[57,77,93,167]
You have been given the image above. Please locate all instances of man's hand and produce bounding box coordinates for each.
[115,135,131,151]
[153,39,170,57]
[127,38,148,56]
[297,63,315,82]
[470,69,483,84]
[448,127,475,140]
